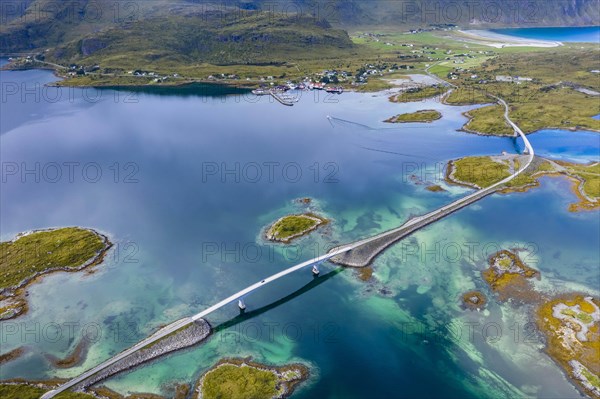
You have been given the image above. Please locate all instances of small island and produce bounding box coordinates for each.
[0,227,112,321]
[537,295,600,398]
[425,184,446,192]
[461,290,487,311]
[445,155,600,211]
[197,359,309,399]
[384,109,442,124]
[266,213,328,244]
[482,250,539,302]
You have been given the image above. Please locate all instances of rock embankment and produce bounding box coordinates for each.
[74,319,211,390]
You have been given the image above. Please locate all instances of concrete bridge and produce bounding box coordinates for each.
[41,95,532,398]
[331,95,533,267]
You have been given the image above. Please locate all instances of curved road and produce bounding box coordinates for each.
[41,94,532,398]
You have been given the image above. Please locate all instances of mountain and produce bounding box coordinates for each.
[48,12,355,66]
[1,0,597,67]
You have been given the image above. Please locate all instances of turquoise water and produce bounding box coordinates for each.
[491,26,600,43]
[0,66,598,398]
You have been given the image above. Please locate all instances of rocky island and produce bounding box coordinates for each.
[482,249,540,302]
[537,295,600,398]
[476,249,600,397]
[266,213,328,244]
[196,359,309,399]
[0,227,112,321]
[461,290,487,311]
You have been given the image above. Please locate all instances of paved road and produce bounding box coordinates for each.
[41,90,533,398]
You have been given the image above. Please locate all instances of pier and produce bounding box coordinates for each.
[269,90,295,106]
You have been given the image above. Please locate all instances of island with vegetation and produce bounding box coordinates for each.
[445,155,600,211]
[476,249,600,397]
[384,109,442,123]
[482,250,540,302]
[196,359,309,399]
[537,295,600,398]
[266,213,328,244]
[0,227,112,321]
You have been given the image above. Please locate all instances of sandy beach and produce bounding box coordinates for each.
[457,30,563,48]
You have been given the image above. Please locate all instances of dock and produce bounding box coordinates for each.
[269,90,295,106]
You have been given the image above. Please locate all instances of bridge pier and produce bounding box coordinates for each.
[238,299,246,311]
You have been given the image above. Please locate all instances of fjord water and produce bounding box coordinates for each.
[491,26,600,43]
[1,65,599,398]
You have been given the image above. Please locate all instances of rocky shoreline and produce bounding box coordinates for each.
[74,319,211,390]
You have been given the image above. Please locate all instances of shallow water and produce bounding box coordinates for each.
[491,26,600,43]
[0,65,598,398]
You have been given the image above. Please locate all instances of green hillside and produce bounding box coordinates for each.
[47,12,354,67]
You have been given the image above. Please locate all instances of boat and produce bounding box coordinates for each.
[252,88,269,95]
[325,86,344,94]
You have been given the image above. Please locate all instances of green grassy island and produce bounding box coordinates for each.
[388,85,448,103]
[384,109,442,123]
[445,155,600,211]
[0,227,112,320]
[266,214,328,244]
[198,359,309,399]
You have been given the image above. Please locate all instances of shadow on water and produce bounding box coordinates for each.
[213,268,345,333]
[101,82,252,98]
